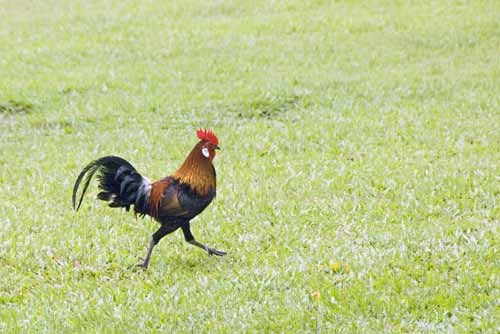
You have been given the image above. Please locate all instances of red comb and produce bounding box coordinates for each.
[196,128,219,146]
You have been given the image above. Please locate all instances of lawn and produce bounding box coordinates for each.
[1,0,499,332]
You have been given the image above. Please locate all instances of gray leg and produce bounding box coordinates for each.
[137,225,177,270]
[181,223,227,256]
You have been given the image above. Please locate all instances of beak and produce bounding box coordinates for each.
[216,146,221,150]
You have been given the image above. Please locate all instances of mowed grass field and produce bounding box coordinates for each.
[1,0,499,332]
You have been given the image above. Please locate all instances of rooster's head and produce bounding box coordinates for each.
[196,128,220,161]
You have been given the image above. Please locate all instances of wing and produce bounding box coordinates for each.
[149,177,189,220]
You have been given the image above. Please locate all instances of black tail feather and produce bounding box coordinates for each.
[72,156,151,213]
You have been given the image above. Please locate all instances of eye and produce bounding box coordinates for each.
[202,147,210,158]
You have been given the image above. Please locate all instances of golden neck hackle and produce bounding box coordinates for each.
[173,142,216,195]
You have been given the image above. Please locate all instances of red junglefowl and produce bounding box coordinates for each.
[72,129,226,270]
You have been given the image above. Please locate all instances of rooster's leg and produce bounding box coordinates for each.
[137,225,176,270]
[181,223,227,257]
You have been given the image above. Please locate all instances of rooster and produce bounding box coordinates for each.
[72,129,226,270]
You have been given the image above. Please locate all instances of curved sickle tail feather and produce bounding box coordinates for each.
[72,156,151,214]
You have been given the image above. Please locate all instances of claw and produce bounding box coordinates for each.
[136,260,149,270]
[208,248,227,256]
[136,264,147,271]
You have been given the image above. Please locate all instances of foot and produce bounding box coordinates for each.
[136,257,149,270]
[187,239,227,257]
[207,248,227,256]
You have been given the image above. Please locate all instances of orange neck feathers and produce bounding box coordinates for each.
[173,141,216,196]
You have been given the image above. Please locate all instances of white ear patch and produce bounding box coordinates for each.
[202,147,210,158]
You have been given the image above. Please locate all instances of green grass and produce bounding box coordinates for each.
[1,0,500,332]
